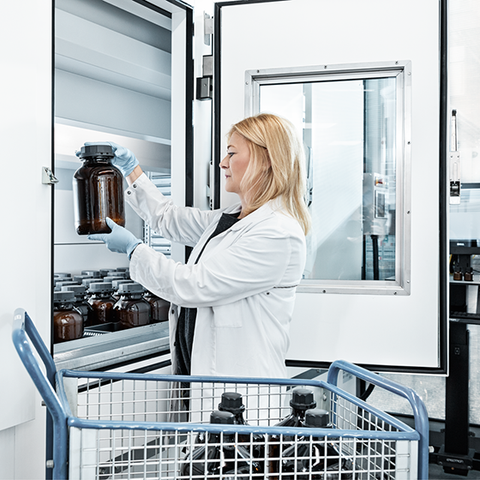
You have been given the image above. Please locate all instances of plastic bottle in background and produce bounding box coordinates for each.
[62,284,92,325]
[53,291,84,343]
[87,282,116,326]
[181,410,262,478]
[73,144,125,235]
[143,290,169,323]
[281,408,354,479]
[269,387,317,476]
[114,282,151,329]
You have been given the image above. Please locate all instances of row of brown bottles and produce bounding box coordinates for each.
[53,270,169,343]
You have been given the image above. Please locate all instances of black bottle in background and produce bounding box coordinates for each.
[181,410,262,478]
[269,387,317,476]
[281,408,354,479]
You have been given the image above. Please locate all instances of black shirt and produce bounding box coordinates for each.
[174,212,240,375]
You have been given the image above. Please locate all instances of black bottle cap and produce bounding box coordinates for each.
[218,392,245,414]
[88,282,113,293]
[81,270,102,278]
[118,282,144,294]
[290,387,316,410]
[305,408,330,428]
[112,279,134,290]
[54,272,71,279]
[210,410,235,425]
[74,275,94,283]
[104,275,128,282]
[62,284,86,295]
[54,291,75,303]
[55,280,80,288]
[78,144,114,159]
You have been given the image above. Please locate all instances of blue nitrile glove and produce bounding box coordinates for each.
[76,141,139,177]
[88,218,142,258]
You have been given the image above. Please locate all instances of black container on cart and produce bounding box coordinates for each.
[53,291,84,343]
[62,284,92,324]
[181,410,262,477]
[87,282,116,326]
[73,144,125,235]
[195,392,249,444]
[281,408,354,479]
[114,282,150,329]
[143,290,169,323]
[269,387,317,476]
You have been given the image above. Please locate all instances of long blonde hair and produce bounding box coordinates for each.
[228,113,311,235]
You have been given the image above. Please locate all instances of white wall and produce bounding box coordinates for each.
[0,1,53,478]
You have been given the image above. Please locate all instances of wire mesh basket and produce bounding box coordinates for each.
[12,308,429,480]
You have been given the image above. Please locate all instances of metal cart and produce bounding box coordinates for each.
[12,308,429,479]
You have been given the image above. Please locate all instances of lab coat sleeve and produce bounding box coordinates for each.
[129,221,303,308]
[125,173,219,246]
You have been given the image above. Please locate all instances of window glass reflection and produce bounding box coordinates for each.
[259,77,396,281]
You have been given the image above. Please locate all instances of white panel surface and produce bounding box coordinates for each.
[219,0,442,368]
[0,0,51,477]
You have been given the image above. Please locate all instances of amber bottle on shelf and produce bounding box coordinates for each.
[53,291,84,343]
[114,282,151,329]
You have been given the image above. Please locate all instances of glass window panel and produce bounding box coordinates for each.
[259,77,397,282]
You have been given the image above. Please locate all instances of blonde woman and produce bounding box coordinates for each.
[88,113,311,379]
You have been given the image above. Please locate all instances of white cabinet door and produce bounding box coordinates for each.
[0,1,52,431]
[214,0,446,371]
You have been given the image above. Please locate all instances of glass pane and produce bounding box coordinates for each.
[259,77,396,281]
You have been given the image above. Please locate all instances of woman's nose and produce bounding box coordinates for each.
[220,155,229,169]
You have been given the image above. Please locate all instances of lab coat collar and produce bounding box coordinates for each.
[228,196,284,232]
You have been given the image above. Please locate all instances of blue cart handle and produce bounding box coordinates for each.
[12,308,68,479]
[327,359,429,480]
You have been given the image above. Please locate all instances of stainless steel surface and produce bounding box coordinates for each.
[54,322,169,371]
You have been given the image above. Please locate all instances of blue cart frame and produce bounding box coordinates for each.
[12,308,429,479]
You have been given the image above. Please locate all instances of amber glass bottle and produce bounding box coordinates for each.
[143,290,169,323]
[53,291,84,343]
[62,284,92,325]
[114,282,151,329]
[73,144,125,235]
[87,282,116,326]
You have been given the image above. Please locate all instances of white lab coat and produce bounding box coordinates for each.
[126,173,306,379]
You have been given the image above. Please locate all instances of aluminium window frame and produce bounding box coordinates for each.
[245,60,412,296]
